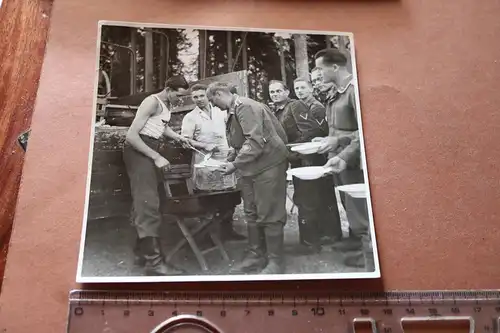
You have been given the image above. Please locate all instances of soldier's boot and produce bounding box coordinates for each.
[331,234,363,252]
[142,237,184,276]
[343,251,365,268]
[362,236,375,272]
[220,220,247,241]
[343,237,375,271]
[363,250,375,272]
[260,224,285,274]
[133,235,146,267]
[229,224,267,274]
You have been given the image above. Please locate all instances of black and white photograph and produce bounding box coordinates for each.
[76,22,380,282]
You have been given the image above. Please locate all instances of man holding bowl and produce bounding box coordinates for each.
[269,79,342,253]
[313,48,375,271]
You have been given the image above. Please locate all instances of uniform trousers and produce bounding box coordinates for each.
[123,135,164,239]
[333,169,371,250]
[291,154,343,246]
[239,161,288,229]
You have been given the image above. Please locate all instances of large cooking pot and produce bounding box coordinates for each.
[164,190,241,217]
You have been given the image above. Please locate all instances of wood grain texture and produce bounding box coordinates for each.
[0,0,53,291]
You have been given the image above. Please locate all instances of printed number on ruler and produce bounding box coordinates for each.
[67,290,500,333]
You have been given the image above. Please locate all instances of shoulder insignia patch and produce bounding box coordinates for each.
[234,97,243,107]
[240,143,251,153]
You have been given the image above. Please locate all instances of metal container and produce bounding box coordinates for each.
[164,190,241,217]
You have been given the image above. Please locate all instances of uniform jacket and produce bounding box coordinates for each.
[324,79,361,168]
[274,98,328,144]
[303,96,329,136]
[226,95,288,177]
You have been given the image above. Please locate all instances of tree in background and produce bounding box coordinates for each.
[293,34,309,80]
[99,26,132,97]
[197,30,284,103]
[98,26,351,103]
[98,26,191,97]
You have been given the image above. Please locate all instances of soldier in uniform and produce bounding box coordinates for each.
[206,82,289,275]
[293,77,327,123]
[314,48,375,271]
[268,80,342,252]
[309,71,360,252]
[310,67,336,104]
[269,80,328,143]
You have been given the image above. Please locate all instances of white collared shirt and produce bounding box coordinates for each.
[181,104,236,191]
[181,104,229,150]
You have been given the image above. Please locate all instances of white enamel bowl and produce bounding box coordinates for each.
[336,183,368,198]
[287,166,329,180]
[290,142,323,155]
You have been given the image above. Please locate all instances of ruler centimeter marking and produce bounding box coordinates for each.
[67,290,500,333]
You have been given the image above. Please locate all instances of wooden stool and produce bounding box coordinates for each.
[161,160,231,272]
[165,213,230,272]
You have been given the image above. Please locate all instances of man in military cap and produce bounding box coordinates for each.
[268,79,342,253]
[314,47,375,271]
[206,82,289,275]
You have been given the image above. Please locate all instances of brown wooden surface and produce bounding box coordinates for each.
[0,0,500,332]
[0,0,53,291]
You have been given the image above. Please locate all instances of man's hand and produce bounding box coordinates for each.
[217,162,237,175]
[324,156,347,173]
[317,136,339,154]
[226,149,237,162]
[288,150,302,163]
[177,136,192,149]
[154,155,171,170]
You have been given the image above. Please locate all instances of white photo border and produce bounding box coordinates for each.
[75,20,381,283]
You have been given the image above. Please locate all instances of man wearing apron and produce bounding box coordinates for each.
[181,84,245,241]
[123,75,192,276]
[206,82,289,275]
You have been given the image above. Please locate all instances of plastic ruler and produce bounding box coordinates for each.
[66,289,500,333]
